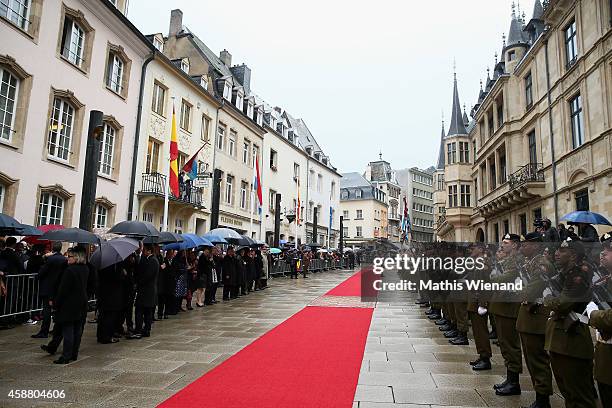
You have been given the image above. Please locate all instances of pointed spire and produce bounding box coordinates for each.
[437,118,445,170]
[507,2,527,47]
[532,0,544,20]
[447,70,468,137]
[494,52,498,64]
[462,104,469,127]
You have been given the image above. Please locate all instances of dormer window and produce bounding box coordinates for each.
[235,90,243,110]
[269,116,276,129]
[255,107,263,126]
[200,75,208,90]
[153,36,163,51]
[180,58,189,74]
[223,80,232,101]
[356,189,362,198]
[247,100,254,119]
[314,153,320,161]
[306,147,312,155]
[276,122,283,134]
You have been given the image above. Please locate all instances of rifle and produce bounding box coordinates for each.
[591,269,611,310]
[543,271,589,331]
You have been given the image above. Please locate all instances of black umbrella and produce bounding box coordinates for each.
[230,235,255,247]
[142,231,184,244]
[108,221,160,238]
[40,227,99,244]
[0,213,25,235]
[306,242,323,248]
[16,224,43,236]
[90,237,140,269]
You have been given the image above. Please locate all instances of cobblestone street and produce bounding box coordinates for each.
[0,268,576,407]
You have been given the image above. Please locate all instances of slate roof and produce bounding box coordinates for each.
[447,75,468,137]
[436,122,445,170]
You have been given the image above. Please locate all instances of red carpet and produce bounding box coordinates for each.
[158,306,373,408]
[325,270,363,296]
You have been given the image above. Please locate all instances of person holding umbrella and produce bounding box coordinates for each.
[41,246,89,364]
[96,262,124,344]
[133,244,159,338]
[222,246,238,300]
[197,247,214,306]
[31,241,65,339]
[157,249,176,319]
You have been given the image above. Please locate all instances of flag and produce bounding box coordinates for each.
[296,178,301,225]
[402,196,412,242]
[253,156,263,215]
[169,106,179,197]
[182,144,206,180]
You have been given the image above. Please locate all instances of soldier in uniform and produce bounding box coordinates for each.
[544,237,595,408]
[516,232,555,408]
[449,245,470,346]
[466,242,493,370]
[586,238,612,407]
[489,233,523,396]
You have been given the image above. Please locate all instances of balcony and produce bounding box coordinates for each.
[508,163,545,189]
[139,172,205,208]
[479,163,545,218]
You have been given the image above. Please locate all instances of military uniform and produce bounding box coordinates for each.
[467,254,492,369]
[588,274,612,408]
[489,237,523,396]
[516,243,555,406]
[544,257,595,408]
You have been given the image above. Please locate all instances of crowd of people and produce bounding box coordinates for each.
[412,220,612,408]
[0,239,276,364]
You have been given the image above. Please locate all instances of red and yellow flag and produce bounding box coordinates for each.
[169,106,179,197]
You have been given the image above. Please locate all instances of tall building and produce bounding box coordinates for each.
[365,156,402,242]
[0,0,151,228]
[436,0,612,242]
[340,172,388,246]
[161,9,266,237]
[397,167,436,242]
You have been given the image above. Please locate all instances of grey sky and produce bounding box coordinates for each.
[128,0,522,173]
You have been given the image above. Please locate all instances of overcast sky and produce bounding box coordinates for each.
[129,0,527,173]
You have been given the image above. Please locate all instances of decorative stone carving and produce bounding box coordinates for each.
[149,115,166,140]
[565,147,591,183]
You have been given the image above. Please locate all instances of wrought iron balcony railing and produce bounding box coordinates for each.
[508,163,545,189]
[140,172,204,207]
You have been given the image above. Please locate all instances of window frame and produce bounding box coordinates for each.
[94,203,108,229]
[37,192,64,226]
[525,72,533,109]
[151,82,166,116]
[0,66,19,143]
[98,122,115,177]
[569,93,584,149]
[179,99,192,132]
[47,97,75,162]
[564,19,578,68]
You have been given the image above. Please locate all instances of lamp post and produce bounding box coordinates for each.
[79,110,104,231]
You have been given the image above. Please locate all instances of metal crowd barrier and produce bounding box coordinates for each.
[0,274,96,320]
[269,258,346,277]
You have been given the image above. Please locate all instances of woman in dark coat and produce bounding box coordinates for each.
[174,250,189,312]
[43,247,89,364]
[245,249,257,292]
[222,247,238,300]
[158,249,176,318]
[197,247,212,307]
[96,263,124,344]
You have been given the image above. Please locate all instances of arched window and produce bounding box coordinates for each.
[47,97,75,161]
[98,122,115,176]
[38,193,64,225]
[0,67,18,142]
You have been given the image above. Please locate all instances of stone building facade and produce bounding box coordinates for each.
[365,157,402,242]
[397,166,436,242]
[436,0,612,242]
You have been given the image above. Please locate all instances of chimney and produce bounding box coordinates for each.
[169,9,183,37]
[220,49,232,67]
[230,64,251,95]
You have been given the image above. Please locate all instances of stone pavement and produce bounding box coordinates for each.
[0,267,572,408]
[354,269,568,408]
[0,269,354,407]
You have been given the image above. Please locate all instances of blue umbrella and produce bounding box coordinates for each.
[163,234,213,250]
[202,233,228,244]
[560,211,611,226]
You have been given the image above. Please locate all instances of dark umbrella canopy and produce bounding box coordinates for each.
[40,227,99,244]
[108,221,160,237]
[16,224,43,236]
[90,237,140,269]
[142,231,184,244]
[561,211,611,226]
[0,213,22,229]
[202,233,228,244]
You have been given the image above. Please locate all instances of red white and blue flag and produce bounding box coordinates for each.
[182,144,206,180]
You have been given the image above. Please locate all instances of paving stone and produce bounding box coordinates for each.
[358,372,436,388]
[386,352,437,362]
[104,358,184,373]
[368,361,415,373]
[432,373,505,389]
[160,351,219,363]
[394,387,488,405]
[353,385,395,403]
[95,388,176,408]
[108,372,184,389]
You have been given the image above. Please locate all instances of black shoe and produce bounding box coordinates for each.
[493,373,510,390]
[53,356,71,364]
[489,330,497,339]
[443,329,459,338]
[472,359,492,371]
[419,303,430,308]
[495,382,521,396]
[449,334,469,345]
[439,324,453,331]
[435,318,448,325]
[163,315,169,319]
[523,393,551,408]
[469,358,481,366]
[424,309,438,316]
[428,314,442,320]
[31,332,48,339]
[125,333,142,340]
[40,344,56,355]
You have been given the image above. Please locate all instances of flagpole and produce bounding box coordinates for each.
[163,98,176,233]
